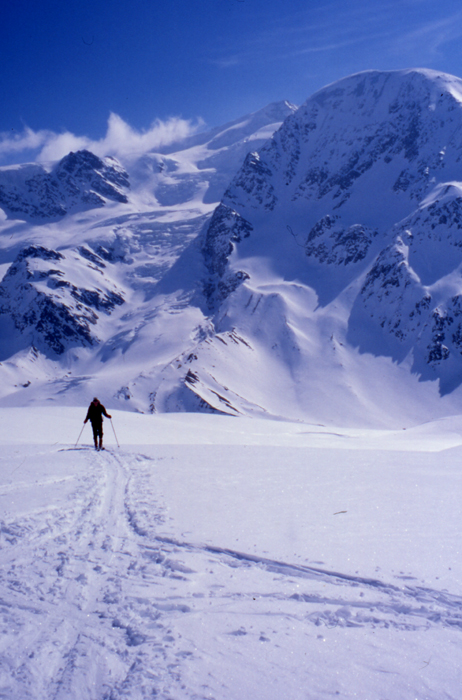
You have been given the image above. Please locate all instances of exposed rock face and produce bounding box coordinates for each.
[349,187,462,387]
[0,245,125,356]
[305,216,378,265]
[202,204,252,307]
[0,150,129,220]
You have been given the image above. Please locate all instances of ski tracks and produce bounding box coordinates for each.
[1,446,462,698]
[0,448,199,700]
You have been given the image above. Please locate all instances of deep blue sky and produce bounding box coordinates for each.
[3,0,462,161]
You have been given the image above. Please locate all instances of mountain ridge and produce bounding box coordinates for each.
[186,68,462,422]
[0,150,130,221]
[2,70,462,426]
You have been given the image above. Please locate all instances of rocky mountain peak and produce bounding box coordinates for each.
[55,150,129,192]
[0,150,130,221]
[205,69,462,289]
[193,69,462,406]
[0,243,125,357]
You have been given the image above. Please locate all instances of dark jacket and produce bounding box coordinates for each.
[85,402,110,425]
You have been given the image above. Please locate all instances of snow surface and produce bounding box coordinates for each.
[1,407,462,699]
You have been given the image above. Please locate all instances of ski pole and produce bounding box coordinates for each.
[75,423,85,447]
[110,418,120,448]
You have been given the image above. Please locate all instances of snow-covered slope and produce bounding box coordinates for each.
[180,69,462,424]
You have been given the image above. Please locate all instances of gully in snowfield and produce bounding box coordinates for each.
[84,397,112,450]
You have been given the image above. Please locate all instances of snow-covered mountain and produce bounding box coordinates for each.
[0,150,130,220]
[0,101,297,411]
[3,71,462,426]
[178,69,462,424]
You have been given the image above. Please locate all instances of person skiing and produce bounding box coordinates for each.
[84,397,111,450]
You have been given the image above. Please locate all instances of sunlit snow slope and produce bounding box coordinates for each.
[3,70,462,426]
[183,69,462,426]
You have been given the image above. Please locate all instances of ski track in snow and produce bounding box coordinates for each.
[1,446,462,699]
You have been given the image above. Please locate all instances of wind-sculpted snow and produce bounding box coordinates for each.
[0,150,129,221]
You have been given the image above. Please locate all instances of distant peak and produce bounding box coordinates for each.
[258,100,298,120]
[58,149,105,174]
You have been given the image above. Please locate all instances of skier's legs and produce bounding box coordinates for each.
[91,422,98,448]
[97,422,103,449]
[91,421,103,449]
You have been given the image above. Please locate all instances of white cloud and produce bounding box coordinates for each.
[92,113,203,160]
[0,114,202,166]
[390,10,462,58]
[37,132,92,162]
[0,126,51,157]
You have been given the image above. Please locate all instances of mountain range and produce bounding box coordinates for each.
[2,69,462,427]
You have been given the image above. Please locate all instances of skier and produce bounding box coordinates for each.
[84,397,112,450]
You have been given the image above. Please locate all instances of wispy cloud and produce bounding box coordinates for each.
[0,127,53,158]
[212,55,242,68]
[0,114,202,166]
[389,10,462,58]
[208,0,392,67]
[209,0,462,72]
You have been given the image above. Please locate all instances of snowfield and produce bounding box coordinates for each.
[1,408,462,699]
